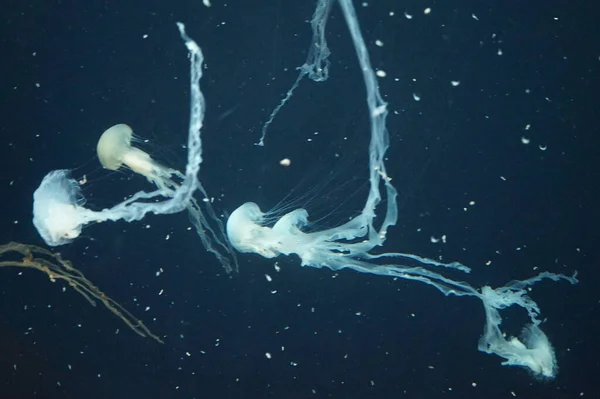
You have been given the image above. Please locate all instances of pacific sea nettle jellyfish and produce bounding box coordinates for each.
[227,0,577,379]
[32,24,236,273]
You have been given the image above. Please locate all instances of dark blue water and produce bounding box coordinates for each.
[0,1,596,398]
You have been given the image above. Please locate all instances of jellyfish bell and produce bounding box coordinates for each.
[227,201,346,267]
[226,202,278,257]
[32,170,94,246]
[97,123,177,187]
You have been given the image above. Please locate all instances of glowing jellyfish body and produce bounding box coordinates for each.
[227,0,577,378]
[97,123,181,189]
[33,170,94,246]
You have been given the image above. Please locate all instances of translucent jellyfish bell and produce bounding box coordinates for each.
[227,0,577,378]
[226,202,272,256]
[32,170,94,246]
[97,123,178,188]
[227,202,312,259]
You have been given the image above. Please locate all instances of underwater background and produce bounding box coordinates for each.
[0,0,597,398]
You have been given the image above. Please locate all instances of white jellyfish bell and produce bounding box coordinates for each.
[226,0,578,379]
[32,170,94,246]
[97,123,181,190]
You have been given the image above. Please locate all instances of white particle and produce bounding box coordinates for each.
[412,93,421,101]
[279,158,291,166]
[265,352,272,359]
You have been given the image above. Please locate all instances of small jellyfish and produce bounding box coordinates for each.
[97,124,181,189]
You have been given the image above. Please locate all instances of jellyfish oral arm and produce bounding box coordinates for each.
[478,271,578,378]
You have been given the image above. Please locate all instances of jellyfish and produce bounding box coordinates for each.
[0,242,162,342]
[97,123,181,190]
[33,169,93,247]
[227,0,578,378]
[478,284,563,378]
[95,123,238,273]
[33,23,205,247]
